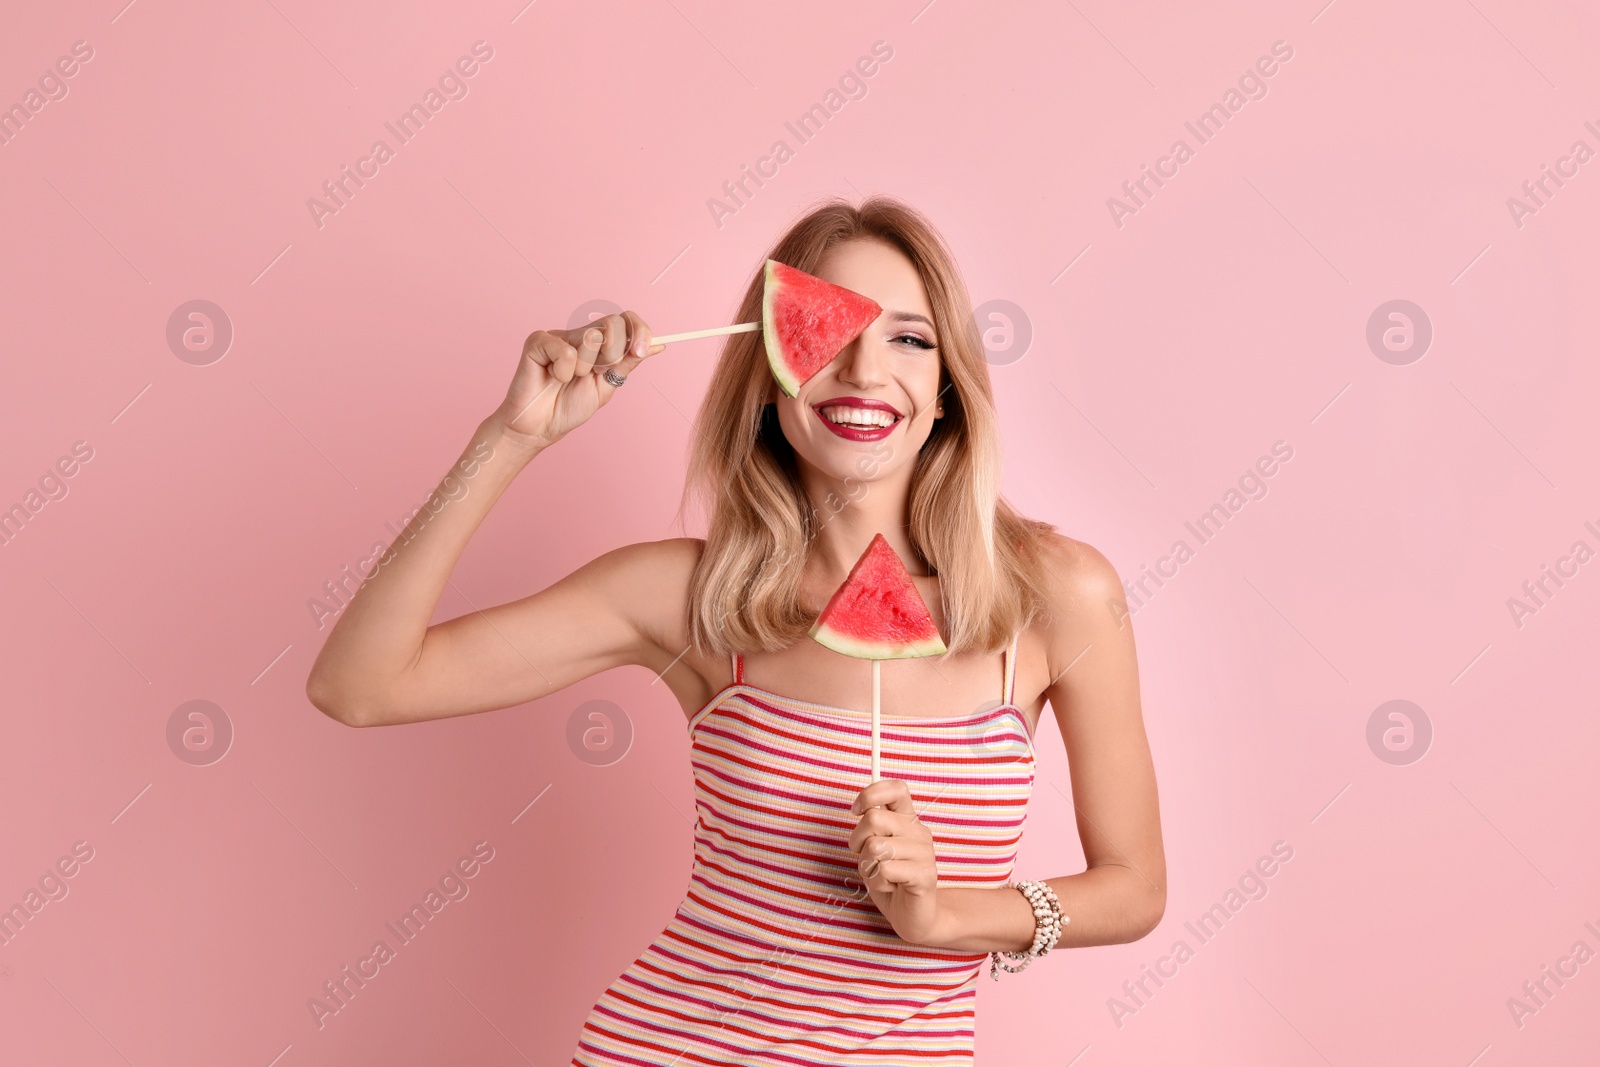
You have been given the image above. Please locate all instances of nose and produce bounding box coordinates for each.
[833,329,887,389]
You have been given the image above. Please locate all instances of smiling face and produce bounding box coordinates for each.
[769,238,944,484]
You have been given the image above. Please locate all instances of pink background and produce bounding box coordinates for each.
[2,0,1597,1063]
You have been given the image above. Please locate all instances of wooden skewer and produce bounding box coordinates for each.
[648,321,760,346]
[871,659,882,783]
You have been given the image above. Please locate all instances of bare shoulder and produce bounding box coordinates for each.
[587,535,703,657]
[590,534,704,581]
[1036,529,1126,616]
[581,535,703,628]
[578,536,715,715]
[1030,529,1133,684]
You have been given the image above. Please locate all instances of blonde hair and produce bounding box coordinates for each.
[676,195,1059,657]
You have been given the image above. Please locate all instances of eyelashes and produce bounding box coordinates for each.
[892,334,937,350]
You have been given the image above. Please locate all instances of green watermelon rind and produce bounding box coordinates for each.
[761,260,802,397]
[808,620,948,660]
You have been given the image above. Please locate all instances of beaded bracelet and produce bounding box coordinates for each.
[989,879,1066,980]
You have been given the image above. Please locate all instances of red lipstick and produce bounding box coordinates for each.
[812,396,904,442]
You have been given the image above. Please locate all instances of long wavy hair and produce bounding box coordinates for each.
[677,195,1060,657]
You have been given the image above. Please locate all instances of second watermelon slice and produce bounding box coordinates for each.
[762,259,883,397]
[808,533,947,660]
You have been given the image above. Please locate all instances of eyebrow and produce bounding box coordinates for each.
[887,310,936,328]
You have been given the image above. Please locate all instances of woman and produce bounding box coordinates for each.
[306,196,1166,1063]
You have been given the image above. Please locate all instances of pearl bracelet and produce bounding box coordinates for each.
[989,879,1066,980]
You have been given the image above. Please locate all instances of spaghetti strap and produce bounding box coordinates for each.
[731,651,743,685]
[1003,632,1019,705]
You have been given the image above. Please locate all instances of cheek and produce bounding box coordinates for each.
[907,362,942,403]
[775,401,830,457]
[903,375,942,422]
[779,401,812,436]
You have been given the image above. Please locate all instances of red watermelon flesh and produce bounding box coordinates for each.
[762,259,883,397]
[808,533,947,660]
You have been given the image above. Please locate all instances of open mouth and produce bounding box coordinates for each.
[812,398,904,440]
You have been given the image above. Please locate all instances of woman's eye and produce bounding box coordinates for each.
[893,334,936,350]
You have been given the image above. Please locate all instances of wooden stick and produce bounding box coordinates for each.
[648,321,760,346]
[871,659,881,783]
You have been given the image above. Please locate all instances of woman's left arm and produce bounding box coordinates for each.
[927,535,1167,953]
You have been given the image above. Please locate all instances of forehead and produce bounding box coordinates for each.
[812,238,932,318]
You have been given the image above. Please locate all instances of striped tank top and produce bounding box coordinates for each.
[570,634,1037,1065]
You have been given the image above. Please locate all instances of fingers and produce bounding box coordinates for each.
[856,835,896,883]
[589,310,666,400]
[593,310,661,372]
[854,837,927,891]
[533,309,660,397]
[860,857,918,892]
[850,778,916,816]
[524,330,578,383]
[621,309,663,360]
[849,807,930,856]
[849,782,935,894]
[847,780,922,856]
[573,322,607,376]
[570,312,663,385]
[585,314,627,373]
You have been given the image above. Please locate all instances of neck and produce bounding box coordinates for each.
[796,460,926,589]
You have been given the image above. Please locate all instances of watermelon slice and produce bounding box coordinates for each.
[762,259,883,398]
[808,533,947,660]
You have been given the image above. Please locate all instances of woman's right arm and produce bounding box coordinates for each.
[305,311,669,728]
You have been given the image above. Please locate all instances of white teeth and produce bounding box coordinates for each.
[820,405,896,428]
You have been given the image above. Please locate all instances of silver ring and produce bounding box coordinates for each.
[603,367,627,387]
